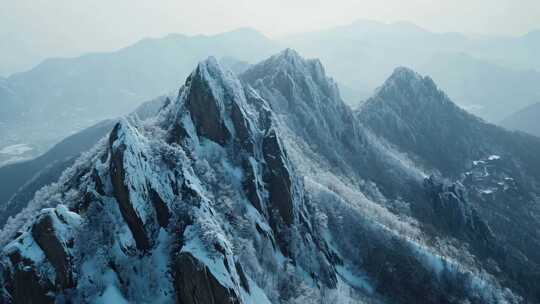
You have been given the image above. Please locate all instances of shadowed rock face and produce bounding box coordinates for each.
[262,129,294,226]
[148,186,170,228]
[185,70,232,146]
[109,123,151,252]
[1,206,80,303]
[241,158,265,215]
[31,214,75,289]
[2,250,55,304]
[422,176,495,248]
[172,252,240,304]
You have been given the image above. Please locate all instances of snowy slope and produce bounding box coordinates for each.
[0,51,537,304]
[357,67,540,302]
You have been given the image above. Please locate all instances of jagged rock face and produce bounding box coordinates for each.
[241,50,428,201]
[185,69,232,145]
[262,129,294,226]
[1,205,80,303]
[109,123,154,252]
[0,51,538,304]
[241,49,362,171]
[172,252,240,304]
[0,56,337,303]
[422,176,495,250]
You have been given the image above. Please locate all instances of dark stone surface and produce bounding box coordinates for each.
[149,186,170,228]
[185,68,231,146]
[167,121,189,145]
[172,252,240,304]
[109,123,151,251]
[2,251,55,304]
[262,129,294,226]
[241,158,265,215]
[231,100,254,154]
[234,261,250,293]
[31,213,75,289]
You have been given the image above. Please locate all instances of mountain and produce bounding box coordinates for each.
[500,102,540,137]
[1,50,539,303]
[283,20,540,122]
[358,67,540,176]
[357,67,540,301]
[416,53,540,121]
[0,28,279,164]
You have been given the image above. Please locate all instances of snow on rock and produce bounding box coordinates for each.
[0,50,533,304]
[0,204,81,302]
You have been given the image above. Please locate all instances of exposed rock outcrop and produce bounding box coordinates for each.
[172,252,241,304]
[1,205,80,303]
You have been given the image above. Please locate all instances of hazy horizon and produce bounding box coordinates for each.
[2,0,540,76]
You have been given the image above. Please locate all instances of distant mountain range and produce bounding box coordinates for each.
[501,102,540,137]
[284,20,540,119]
[0,29,280,164]
[2,49,540,303]
[1,21,539,165]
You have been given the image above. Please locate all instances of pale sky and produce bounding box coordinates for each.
[1,0,539,75]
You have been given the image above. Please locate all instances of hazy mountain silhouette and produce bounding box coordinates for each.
[501,102,540,137]
[284,19,540,121]
[0,28,280,163]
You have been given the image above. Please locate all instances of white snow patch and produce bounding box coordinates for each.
[3,232,45,263]
[0,143,33,155]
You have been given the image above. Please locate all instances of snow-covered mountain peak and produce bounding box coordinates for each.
[241,48,341,109]
[364,66,449,114]
[271,48,304,65]
[382,66,438,94]
[160,56,256,147]
[388,66,423,82]
[187,56,245,104]
[244,48,329,84]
